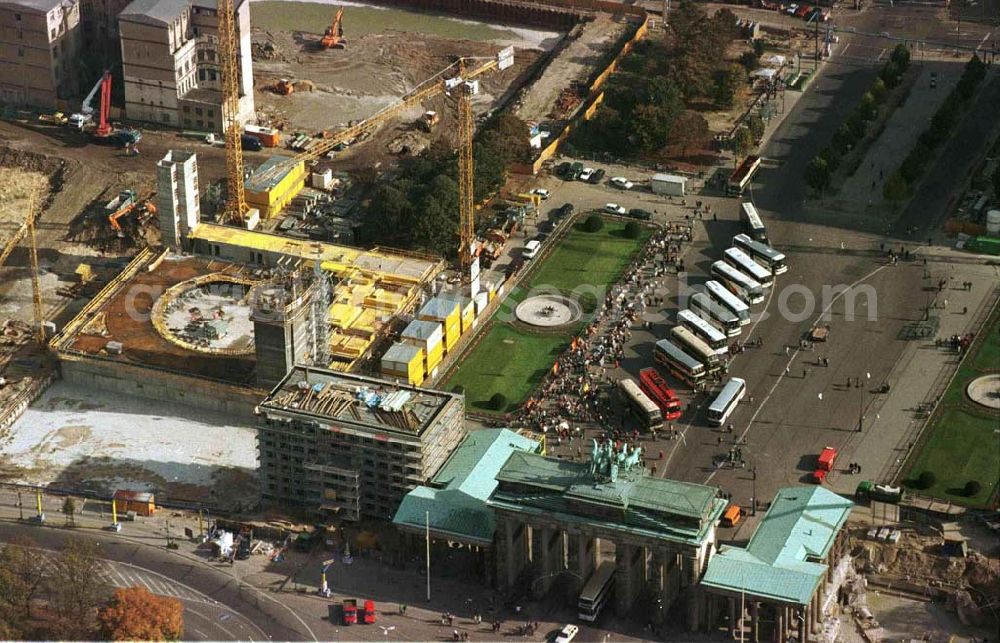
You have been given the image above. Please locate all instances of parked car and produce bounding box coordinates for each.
[240,134,263,151]
[627,208,652,220]
[795,5,811,18]
[523,239,541,259]
[588,168,606,184]
[604,203,626,215]
[609,176,634,190]
[785,3,799,15]
[551,203,573,220]
[530,187,551,200]
[556,161,571,177]
[533,232,550,243]
[555,625,579,643]
[539,219,555,233]
[578,167,594,182]
[569,161,584,180]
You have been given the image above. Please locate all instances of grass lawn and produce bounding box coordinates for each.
[442,218,649,413]
[904,309,1000,506]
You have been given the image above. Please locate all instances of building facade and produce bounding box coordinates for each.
[257,366,466,522]
[118,0,252,131]
[156,149,200,247]
[79,0,131,62]
[0,0,82,108]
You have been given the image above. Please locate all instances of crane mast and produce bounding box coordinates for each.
[218,0,247,223]
[457,72,475,274]
[27,194,44,345]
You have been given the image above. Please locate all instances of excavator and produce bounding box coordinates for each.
[107,190,157,238]
[320,7,346,49]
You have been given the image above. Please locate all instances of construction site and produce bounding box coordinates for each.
[0,0,646,508]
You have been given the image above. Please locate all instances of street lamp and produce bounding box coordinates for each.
[378,625,395,643]
[750,466,758,516]
[857,372,871,432]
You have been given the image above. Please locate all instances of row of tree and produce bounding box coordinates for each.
[358,112,532,255]
[569,1,742,158]
[0,536,183,640]
[883,54,988,202]
[804,44,911,193]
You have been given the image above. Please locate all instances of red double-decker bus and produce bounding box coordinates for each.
[639,368,683,421]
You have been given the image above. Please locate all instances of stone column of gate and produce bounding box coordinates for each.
[684,554,702,631]
[750,600,760,643]
[773,605,786,643]
[613,542,643,616]
[565,532,597,597]
[496,513,530,589]
[533,526,565,598]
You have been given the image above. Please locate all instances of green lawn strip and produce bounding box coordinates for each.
[906,406,998,505]
[443,218,649,412]
[444,325,569,412]
[904,309,1000,506]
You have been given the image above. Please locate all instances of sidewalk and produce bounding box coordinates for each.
[826,255,999,495]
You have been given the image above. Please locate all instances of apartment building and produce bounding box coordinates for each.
[257,367,467,522]
[78,0,130,61]
[118,0,252,131]
[0,0,82,108]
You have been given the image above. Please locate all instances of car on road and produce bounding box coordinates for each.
[578,167,595,182]
[587,168,606,184]
[627,207,652,220]
[530,188,551,200]
[785,3,799,15]
[609,176,634,190]
[554,624,579,643]
[523,239,542,259]
[604,203,626,215]
[930,72,937,89]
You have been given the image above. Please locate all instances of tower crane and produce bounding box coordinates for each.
[217,0,248,224]
[248,48,514,272]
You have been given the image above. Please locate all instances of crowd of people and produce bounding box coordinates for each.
[509,222,694,445]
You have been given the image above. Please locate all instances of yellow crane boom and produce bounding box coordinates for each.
[218,0,247,223]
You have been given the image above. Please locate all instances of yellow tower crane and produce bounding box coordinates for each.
[217,0,247,224]
[27,197,44,345]
[248,48,514,270]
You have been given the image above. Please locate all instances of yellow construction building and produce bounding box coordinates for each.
[244,157,307,219]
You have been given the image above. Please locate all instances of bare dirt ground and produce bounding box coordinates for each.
[514,13,627,123]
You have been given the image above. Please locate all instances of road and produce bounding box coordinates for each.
[0,519,311,641]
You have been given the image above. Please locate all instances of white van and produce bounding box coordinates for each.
[523,239,541,259]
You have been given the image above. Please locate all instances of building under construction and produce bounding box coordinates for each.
[50,150,444,419]
[257,366,466,521]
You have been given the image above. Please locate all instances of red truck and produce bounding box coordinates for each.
[639,367,683,421]
[812,446,837,483]
[363,600,377,624]
[342,599,358,625]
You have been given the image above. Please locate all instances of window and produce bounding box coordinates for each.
[184,118,191,128]
[17,47,24,58]
[198,69,205,81]
[207,109,214,117]
[50,28,56,40]
[195,107,202,115]
[209,70,216,81]
[182,105,190,113]
[161,113,170,123]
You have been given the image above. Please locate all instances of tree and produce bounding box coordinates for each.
[633,103,674,152]
[819,144,842,173]
[412,175,459,256]
[832,123,856,154]
[747,113,765,143]
[0,537,47,621]
[890,43,910,69]
[97,587,184,641]
[583,214,604,232]
[883,171,909,203]
[846,113,867,140]
[624,221,642,239]
[62,497,77,527]
[668,111,709,159]
[992,158,1000,196]
[916,470,936,489]
[859,92,878,121]
[740,50,759,72]
[880,60,901,89]
[963,480,982,497]
[712,65,742,108]
[869,77,887,103]
[48,538,110,638]
[733,126,754,161]
[489,393,507,411]
[804,156,831,194]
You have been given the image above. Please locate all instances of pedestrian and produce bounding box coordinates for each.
[963,306,967,314]
[785,346,790,356]
[803,368,807,378]
[785,366,790,375]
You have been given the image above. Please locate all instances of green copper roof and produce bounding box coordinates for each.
[392,429,538,544]
[701,486,853,605]
[496,451,718,518]
[490,451,725,546]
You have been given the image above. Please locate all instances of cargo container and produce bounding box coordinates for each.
[244,123,281,147]
[113,489,156,517]
[380,342,425,386]
[651,173,687,196]
[401,319,443,374]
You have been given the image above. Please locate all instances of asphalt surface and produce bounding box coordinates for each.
[0,520,310,641]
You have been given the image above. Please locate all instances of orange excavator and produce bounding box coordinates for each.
[320,7,346,49]
[108,190,157,238]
